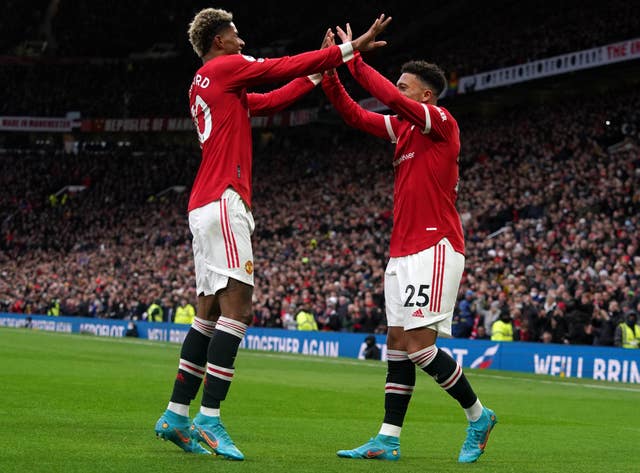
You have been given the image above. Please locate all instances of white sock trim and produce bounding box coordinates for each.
[379,423,401,437]
[206,362,234,381]
[385,382,414,395]
[179,358,206,378]
[216,316,248,339]
[408,345,438,368]
[200,407,220,418]
[386,349,409,361]
[464,399,484,422]
[192,317,215,337]
[167,402,189,417]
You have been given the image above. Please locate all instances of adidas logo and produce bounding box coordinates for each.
[412,309,424,318]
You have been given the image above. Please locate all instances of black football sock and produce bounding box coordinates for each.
[201,316,248,409]
[382,350,416,430]
[409,345,477,409]
[169,317,215,405]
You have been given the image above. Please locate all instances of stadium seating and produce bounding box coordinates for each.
[1,1,639,346]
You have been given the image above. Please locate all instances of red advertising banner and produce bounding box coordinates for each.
[80,118,194,132]
[80,107,320,133]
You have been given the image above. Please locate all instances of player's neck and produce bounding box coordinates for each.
[202,49,226,64]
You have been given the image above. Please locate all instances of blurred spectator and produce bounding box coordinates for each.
[363,335,381,360]
[452,290,475,338]
[125,320,139,337]
[474,325,490,340]
[541,330,553,344]
[614,310,640,348]
[46,298,60,316]
[174,298,196,324]
[491,309,515,342]
[481,300,501,336]
[147,300,163,323]
[295,304,318,331]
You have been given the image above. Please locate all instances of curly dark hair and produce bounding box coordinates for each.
[187,8,233,58]
[401,60,447,97]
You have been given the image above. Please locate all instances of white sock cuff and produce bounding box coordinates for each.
[385,382,414,395]
[192,317,215,337]
[379,423,402,437]
[408,345,438,368]
[386,349,409,361]
[216,316,248,339]
[465,399,484,422]
[200,406,220,418]
[167,402,189,417]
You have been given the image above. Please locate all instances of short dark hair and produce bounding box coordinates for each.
[400,60,447,97]
[188,8,233,57]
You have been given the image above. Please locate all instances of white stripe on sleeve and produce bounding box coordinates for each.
[421,103,431,134]
[384,115,397,143]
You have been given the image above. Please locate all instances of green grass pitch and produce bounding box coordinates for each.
[1,328,639,473]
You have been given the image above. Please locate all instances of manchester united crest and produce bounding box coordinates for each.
[245,260,254,275]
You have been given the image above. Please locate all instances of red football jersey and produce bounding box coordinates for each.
[188,43,355,212]
[322,55,464,257]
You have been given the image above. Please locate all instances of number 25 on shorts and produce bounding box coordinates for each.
[403,284,430,307]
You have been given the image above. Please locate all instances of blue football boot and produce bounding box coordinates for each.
[191,413,244,460]
[337,434,401,460]
[458,407,497,463]
[155,410,210,454]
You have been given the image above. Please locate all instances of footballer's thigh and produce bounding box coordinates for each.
[189,188,255,322]
[389,238,465,336]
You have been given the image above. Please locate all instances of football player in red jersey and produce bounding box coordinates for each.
[321,25,497,463]
[154,7,391,460]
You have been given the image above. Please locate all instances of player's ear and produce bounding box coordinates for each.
[423,88,433,103]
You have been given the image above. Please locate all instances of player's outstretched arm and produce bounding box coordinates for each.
[335,21,437,134]
[247,29,335,116]
[220,15,391,90]
[320,29,392,141]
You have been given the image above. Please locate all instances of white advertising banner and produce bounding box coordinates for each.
[0,116,80,132]
[458,37,640,94]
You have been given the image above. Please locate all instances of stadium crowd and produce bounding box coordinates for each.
[2,81,639,346]
[1,0,638,117]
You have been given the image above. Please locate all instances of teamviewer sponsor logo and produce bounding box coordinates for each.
[392,152,415,167]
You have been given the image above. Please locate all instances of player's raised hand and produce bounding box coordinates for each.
[321,28,335,49]
[335,23,352,44]
[350,14,392,52]
[321,27,337,76]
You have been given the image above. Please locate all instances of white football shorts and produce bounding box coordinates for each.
[384,238,465,336]
[188,188,255,295]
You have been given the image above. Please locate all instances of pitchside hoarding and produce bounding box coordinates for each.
[2,313,639,384]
